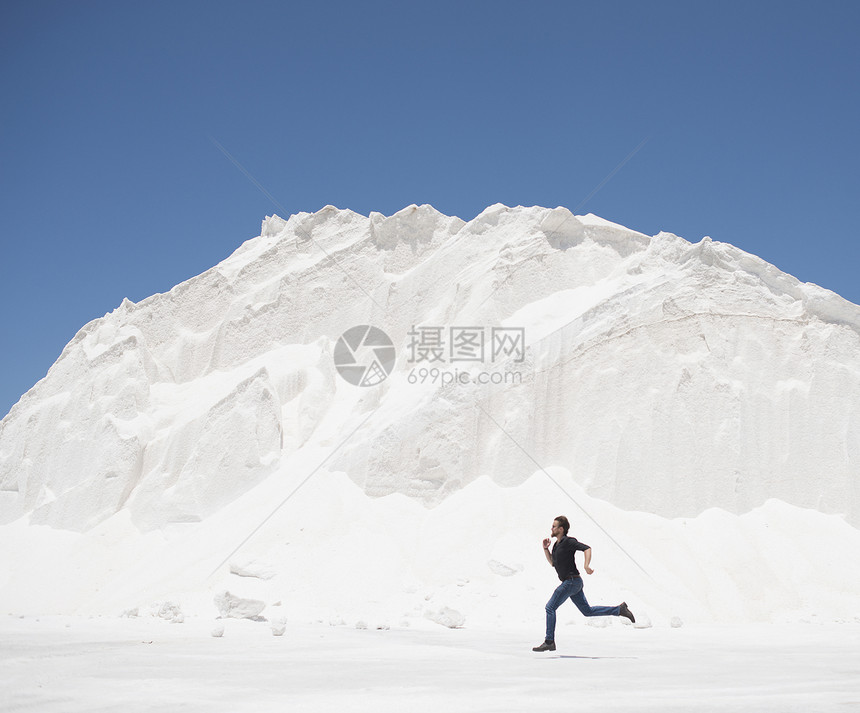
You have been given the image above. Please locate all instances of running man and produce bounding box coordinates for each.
[533,515,635,651]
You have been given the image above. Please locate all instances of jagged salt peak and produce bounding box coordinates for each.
[78,203,860,330]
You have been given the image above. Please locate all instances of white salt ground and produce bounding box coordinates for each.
[1,616,858,713]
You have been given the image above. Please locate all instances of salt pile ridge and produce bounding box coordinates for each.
[0,203,858,623]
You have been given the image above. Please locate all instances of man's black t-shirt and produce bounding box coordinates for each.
[551,535,590,581]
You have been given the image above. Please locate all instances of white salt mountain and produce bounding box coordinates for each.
[0,204,859,624]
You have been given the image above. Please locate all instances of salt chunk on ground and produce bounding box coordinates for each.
[633,612,653,629]
[425,606,465,629]
[213,591,266,620]
[271,617,286,636]
[155,602,183,623]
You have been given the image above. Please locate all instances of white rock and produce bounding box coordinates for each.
[213,591,266,620]
[633,612,653,629]
[425,606,465,629]
[271,617,286,636]
[155,601,183,624]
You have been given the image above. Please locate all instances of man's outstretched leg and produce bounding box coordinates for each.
[570,587,635,622]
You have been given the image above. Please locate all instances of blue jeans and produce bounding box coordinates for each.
[545,577,621,641]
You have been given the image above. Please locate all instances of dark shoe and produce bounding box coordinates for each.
[532,640,556,652]
[619,602,635,623]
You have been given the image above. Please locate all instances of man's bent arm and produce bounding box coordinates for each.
[582,547,594,574]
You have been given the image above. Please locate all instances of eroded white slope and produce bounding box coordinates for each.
[0,203,858,538]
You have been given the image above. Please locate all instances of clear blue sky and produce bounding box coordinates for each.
[2,0,859,417]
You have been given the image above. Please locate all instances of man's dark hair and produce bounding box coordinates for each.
[554,515,570,535]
